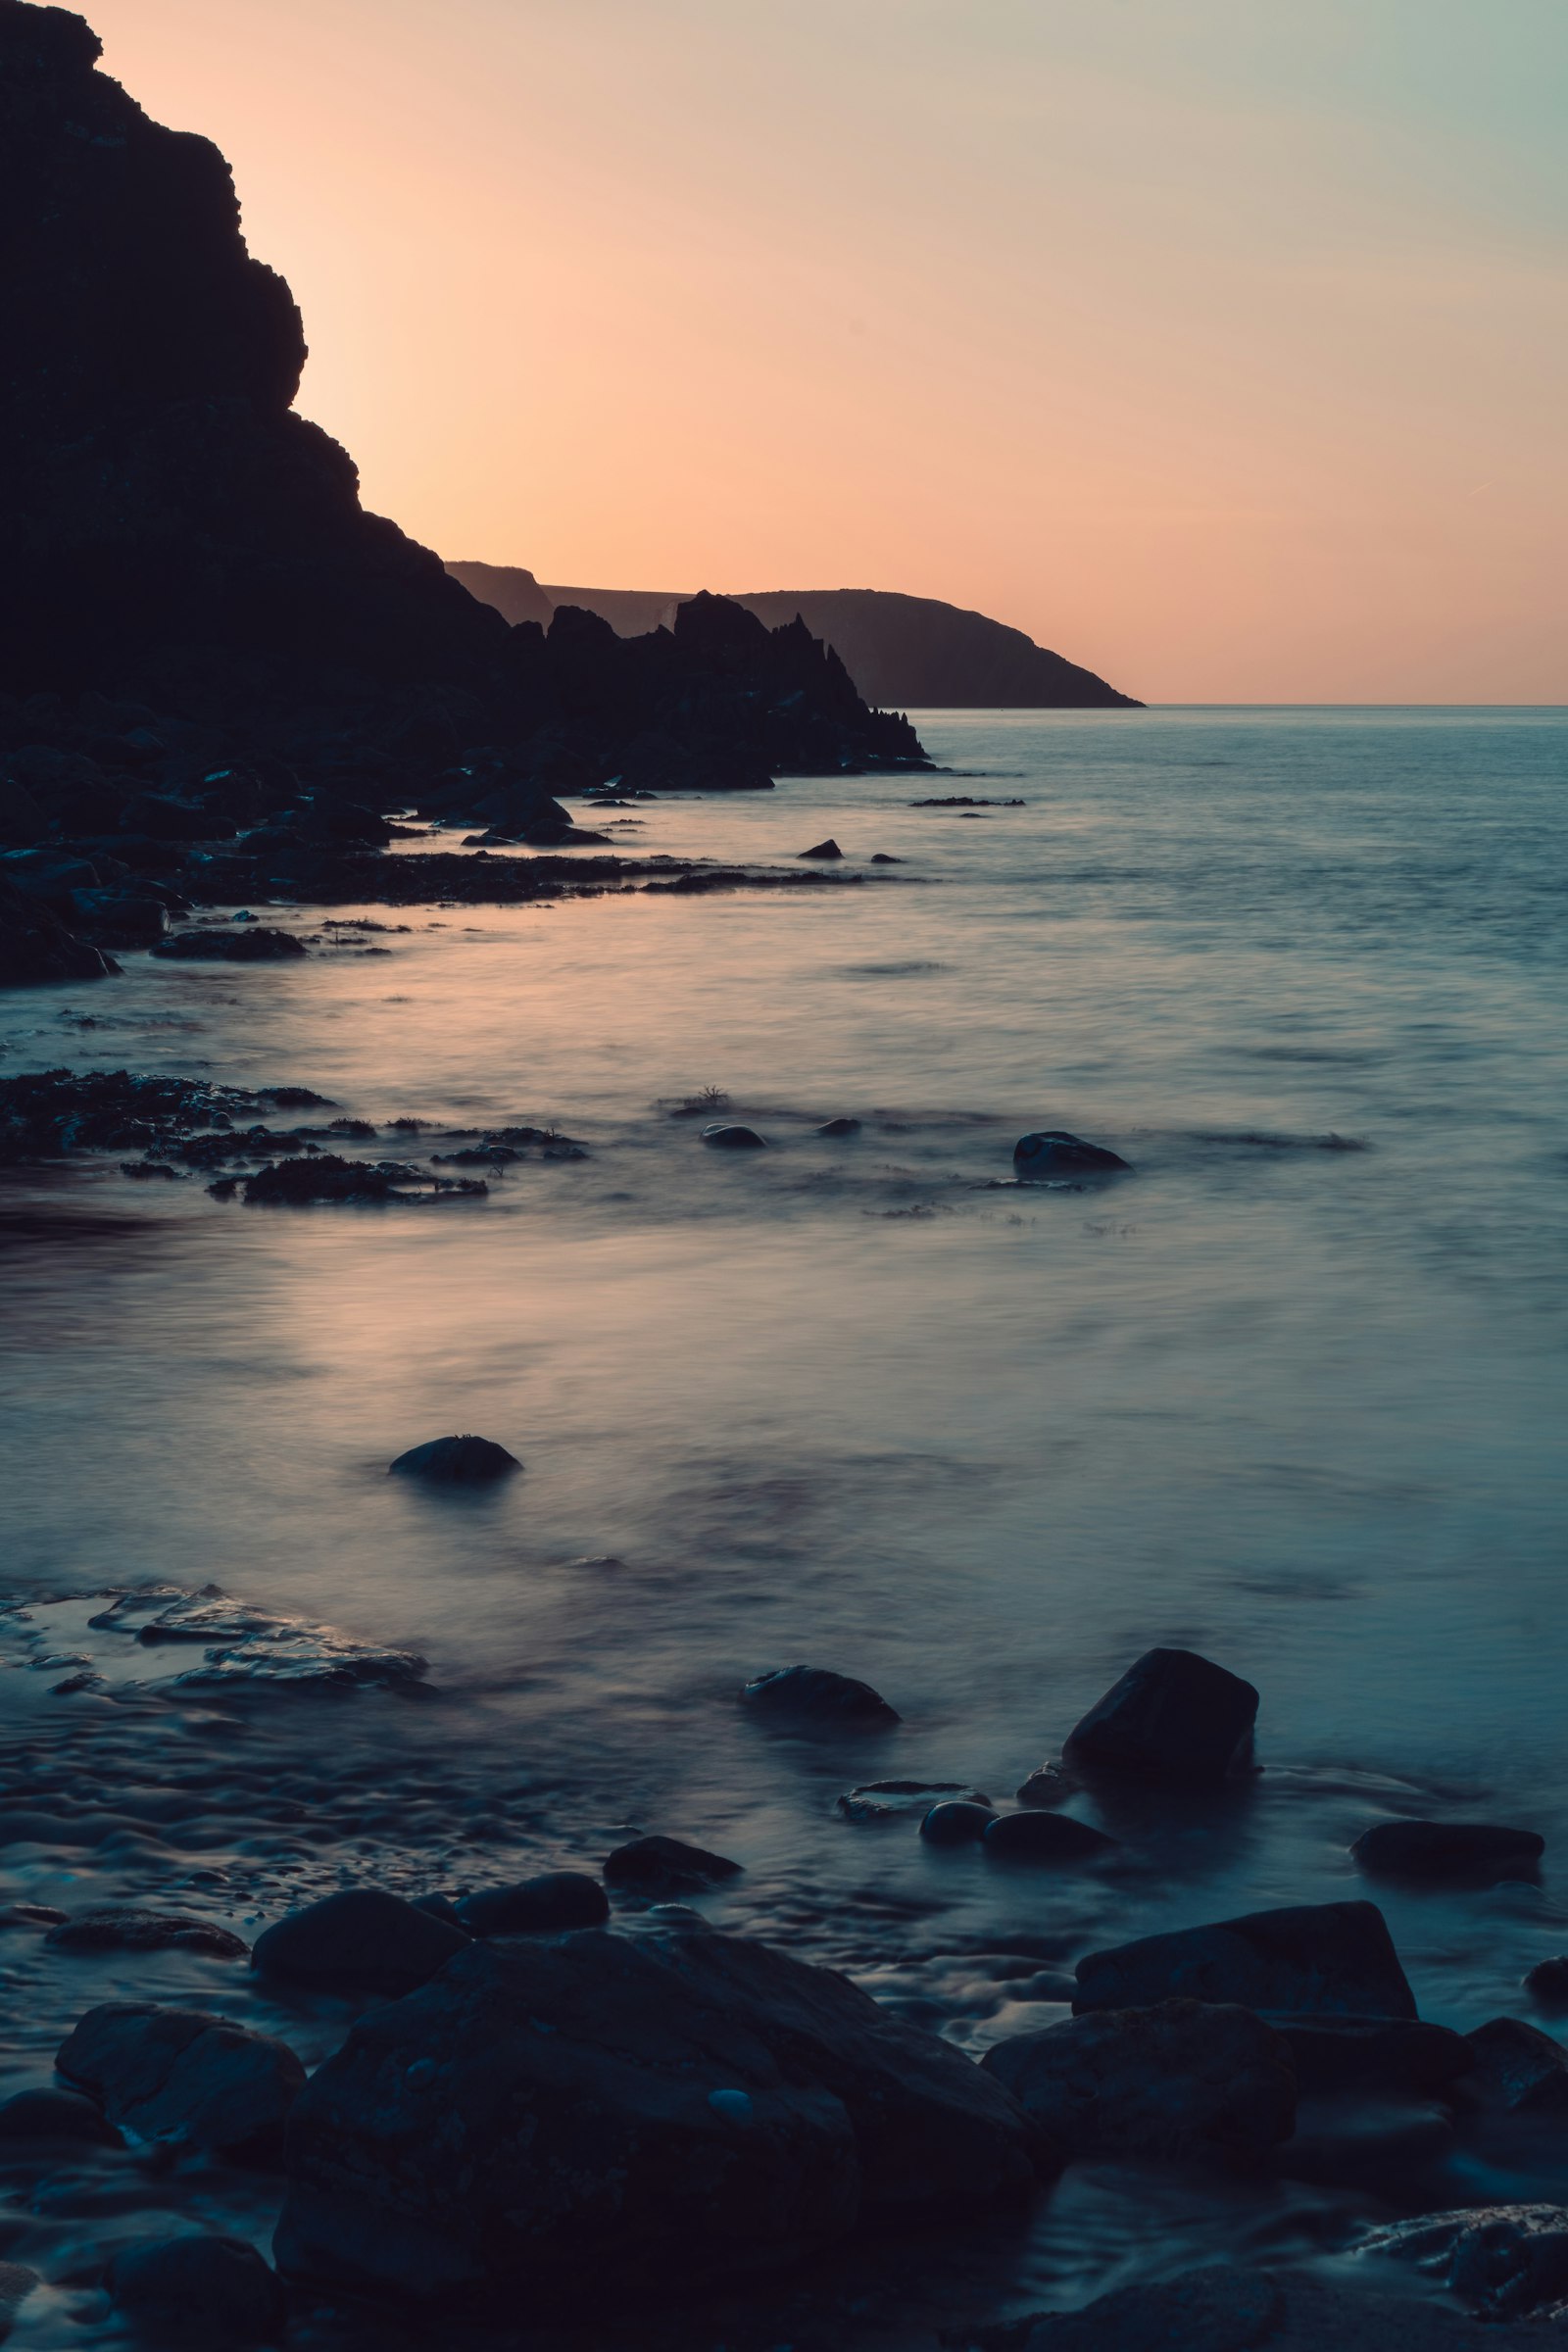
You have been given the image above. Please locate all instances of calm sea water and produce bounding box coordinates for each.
[2,707,1566,2338]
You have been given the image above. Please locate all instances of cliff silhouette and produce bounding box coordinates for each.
[448,567,1139,709]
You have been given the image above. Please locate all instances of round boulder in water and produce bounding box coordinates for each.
[983,1810,1117,1863]
[743,1664,901,1728]
[1013,1131,1130,1179]
[702,1121,767,1150]
[388,1434,520,1483]
[816,1116,861,1137]
[920,1800,996,1846]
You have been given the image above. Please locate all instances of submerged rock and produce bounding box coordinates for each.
[603,1837,742,1896]
[701,1120,767,1149]
[816,1115,861,1136]
[388,1434,521,1483]
[1074,1901,1416,2021]
[1063,1646,1259,1786]
[743,1664,901,1727]
[275,1926,1041,2304]
[838,1780,989,1824]
[983,1811,1116,1863]
[1012,1130,1130,1179]
[457,1874,610,1936]
[1360,2203,1568,2320]
[151,925,305,962]
[981,1999,1296,2163]
[798,838,844,859]
[1462,2017,1568,2113]
[920,1800,998,1845]
[252,1888,468,1993]
[57,2003,305,2156]
[105,2234,285,2345]
[0,2086,122,2145]
[1350,1819,1544,1882]
[1525,1956,1568,2007]
[47,1908,248,1959]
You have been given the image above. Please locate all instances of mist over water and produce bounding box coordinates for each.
[3,707,1567,2335]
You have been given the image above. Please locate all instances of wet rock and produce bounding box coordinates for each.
[1350,1819,1544,1882]
[57,2003,305,2156]
[275,1926,1041,2303]
[799,839,844,859]
[701,1120,767,1149]
[1525,1956,1568,2007]
[105,2234,285,2345]
[46,1908,248,1958]
[1074,1901,1416,2021]
[1268,2014,1470,2095]
[71,887,168,945]
[1463,2016,1568,2112]
[983,1811,1116,1863]
[151,925,305,961]
[456,1873,610,1936]
[0,2265,37,2341]
[0,2086,122,2145]
[981,1999,1295,2162]
[963,2268,1550,2352]
[1360,2203,1568,2319]
[816,1116,861,1135]
[920,1800,998,1845]
[603,1836,742,1896]
[410,1893,469,1930]
[837,1780,990,1824]
[743,1664,901,1726]
[869,852,903,862]
[1015,1762,1076,1808]
[388,1434,521,1484]
[0,869,116,985]
[252,1888,469,1993]
[1012,1130,1130,1179]
[1063,1646,1259,1786]
[1280,2093,1456,2185]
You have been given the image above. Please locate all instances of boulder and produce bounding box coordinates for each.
[1063,1647,1259,1785]
[798,839,844,859]
[981,1999,1295,2162]
[983,1811,1116,1863]
[701,1121,767,1149]
[46,1908,248,1958]
[603,1837,742,1896]
[837,1780,989,1824]
[1359,2204,1568,2320]
[1525,1956,1568,2007]
[1012,1131,1130,1179]
[275,1926,1042,2304]
[816,1116,861,1136]
[151,926,306,961]
[1074,1901,1416,2021]
[1280,2093,1455,2186]
[0,2086,122,2145]
[1267,2015,1470,2096]
[251,1887,469,1992]
[56,2003,304,2156]
[1350,1819,1544,1882]
[743,1664,900,1727]
[1015,1763,1076,1808]
[962,2267,1554,2352]
[0,869,116,984]
[921,1801,998,1846]
[456,1873,610,1936]
[388,1435,520,1484]
[105,2235,285,2345]
[1462,2017,1568,2113]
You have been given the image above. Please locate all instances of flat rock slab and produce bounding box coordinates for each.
[1074,1901,1416,2021]
[838,1781,990,1824]
[1064,1646,1258,1786]
[603,1837,742,1896]
[1351,1819,1544,1882]
[47,1908,248,1958]
[57,2002,304,2156]
[252,1886,469,1993]
[1361,2204,1568,2319]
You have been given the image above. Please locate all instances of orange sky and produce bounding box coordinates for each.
[86,0,1567,702]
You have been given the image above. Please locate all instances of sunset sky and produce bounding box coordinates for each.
[87,0,1566,703]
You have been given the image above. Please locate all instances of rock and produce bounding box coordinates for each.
[603,1837,742,1896]
[1359,2204,1568,2320]
[56,2002,305,2156]
[701,1120,767,1149]
[46,1908,248,1958]
[1063,1646,1259,1785]
[242,1153,398,1203]
[920,1800,998,1845]
[1462,2016,1568,2112]
[1015,1762,1076,1807]
[251,1887,469,1992]
[274,1926,1041,2303]
[0,2086,122,2145]
[743,1664,900,1727]
[799,838,844,859]
[387,1434,520,1483]
[1526,1956,1568,2007]
[1280,2093,1455,2185]
[816,1116,861,1135]
[0,869,116,985]
[869,852,904,863]
[982,1811,1116,1863]
[1012,1131,1131,1178]
[0,2264,37,2341]
[961,2268,1556,2352]
[456,1874,610,1936]
[1267,2014,1470,2095]
[150,926,306,961]
[837,1780,990,1824]
[1350,1819,1544,1882]
[72,887,168,945]
[0,1902,66,1928]
[981,1999,1295,2162]
[105,2234,285,2345]
[410,1893,469,1931]
[1074,1901,1416,2021]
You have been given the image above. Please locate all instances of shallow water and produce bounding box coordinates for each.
[2,707,1567,2341]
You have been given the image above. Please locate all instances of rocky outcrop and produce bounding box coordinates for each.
[1073,1901,1416,2020]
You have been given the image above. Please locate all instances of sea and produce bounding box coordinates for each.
[2,706,1566,2343]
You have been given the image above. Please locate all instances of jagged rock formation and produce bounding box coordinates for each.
[448,567,1139,708]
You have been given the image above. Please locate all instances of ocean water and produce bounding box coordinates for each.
[2,706,1567,2342]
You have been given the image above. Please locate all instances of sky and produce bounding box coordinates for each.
[86,0,1567,703]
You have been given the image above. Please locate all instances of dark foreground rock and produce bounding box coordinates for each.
[1270,2014,1470,2095]
[46,1907,248,1958]
[1526,1955,1568,2006]
[150,925,305,962]
[275,1926,1042,2305]
[252,1887,468,1993]
[1063,1646,1259,1786]
[1074,1902,1416,2020]
[105,2234,285,2345]
[983,1810,1116,1862]
[1012,1131,1130,1179]
[1350,1818,1544,1881]
[959,2266,1557,2351]
[387,1434,521,1484]
[603,1836,743,1896]
[0,869,116,982]
[1462,2016,1568,2112]
[743,1665,901,1727]
[982,1999,1295,2163]
[0,2086,121,2145]
[1360,2204,1568,2320]
[57,2002,304,2156]
[456,1873,610,1936]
